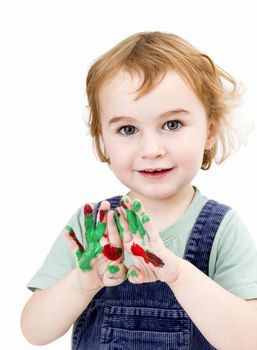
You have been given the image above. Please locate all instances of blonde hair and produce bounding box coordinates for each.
[86,31,241,170]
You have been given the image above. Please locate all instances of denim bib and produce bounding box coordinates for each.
[72,196,230,350]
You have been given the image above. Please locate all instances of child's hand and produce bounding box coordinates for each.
[116,196,183,285]
[64,201,127,292]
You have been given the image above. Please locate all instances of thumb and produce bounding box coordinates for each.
[127,265,145,284]
[64,225,85,259]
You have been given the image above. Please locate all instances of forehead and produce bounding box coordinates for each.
[99,69,204,120]
[99,69,143,100]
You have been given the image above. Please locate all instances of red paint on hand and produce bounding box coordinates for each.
[84,204,93,216]
[99,209,105,222]
[145,250,165,267]
[69,230,85,252]
[131,243,145,258]
[131,243,164,267]
[102,244,122,260]
[121,202,128,209]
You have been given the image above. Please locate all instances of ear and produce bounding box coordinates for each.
[205,120,218,150]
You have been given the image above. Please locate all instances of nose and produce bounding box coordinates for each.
[139,133,166,159]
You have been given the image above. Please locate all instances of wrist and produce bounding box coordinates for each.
[68,269,103,297]
[165,256,187,288]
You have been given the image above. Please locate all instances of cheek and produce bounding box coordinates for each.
[105,138,134,165]
[108,153,133,187]
[108,146,131,172]
[176,136,205,169]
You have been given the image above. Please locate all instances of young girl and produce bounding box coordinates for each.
[21,32,257,349]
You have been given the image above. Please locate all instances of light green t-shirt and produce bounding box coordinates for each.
[27,188,257,300]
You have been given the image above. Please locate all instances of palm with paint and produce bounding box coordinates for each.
[115,196,182,285]
[65,201,128,292]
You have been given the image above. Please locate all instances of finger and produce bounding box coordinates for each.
[107,210,123,247]
[104,262,128,286]
[97,201,110,247]
[64,228,84,271]
[64,226,84,254]
[82,203,95,246]
[143,219,166,255]
[120,196,141,238]
[114,207,133,245]
[100,210,123,261]
[127,265,145,284]
[64,230,78,253]
[113,208,124,242]
[130,197,165,251]
[131,198,151,246]
[96,200,110,238]
[120,196,149,246]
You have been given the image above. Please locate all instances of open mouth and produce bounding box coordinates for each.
[138,168,173,178]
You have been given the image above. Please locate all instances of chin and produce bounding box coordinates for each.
[134,187,178,201]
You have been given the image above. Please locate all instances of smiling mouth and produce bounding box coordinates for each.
[138,168,173,177]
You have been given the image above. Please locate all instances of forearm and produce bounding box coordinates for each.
[21,269,101,345]
[169,259,257,350]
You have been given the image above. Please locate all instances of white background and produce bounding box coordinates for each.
[1,0,256,349]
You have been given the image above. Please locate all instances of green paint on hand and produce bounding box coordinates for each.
[95,221,106,239]
[114,210,124,241]
[76,205,106,271]
[76,249,83,260]
[142,214,150,224]
[127,210,138,234]
[107,265,120,274]
[133,200,141,212]
[121,200,147,246]
[127,269,139,278]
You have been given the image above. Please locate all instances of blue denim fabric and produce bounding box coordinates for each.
[72,196,230,350]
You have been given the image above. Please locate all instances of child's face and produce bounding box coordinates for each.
[99,69,215,202]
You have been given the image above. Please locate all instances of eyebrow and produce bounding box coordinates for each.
[107,109,189,126]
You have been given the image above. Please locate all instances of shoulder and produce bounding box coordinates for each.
[210,205,256,260]
[209,207,257,299]
[194,189,253,245]
[214,208,254,247]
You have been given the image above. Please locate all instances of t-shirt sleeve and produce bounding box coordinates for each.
[210,209,257,300]
[26,206,84,292]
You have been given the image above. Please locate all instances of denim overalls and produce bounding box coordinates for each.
[72,195,230,350]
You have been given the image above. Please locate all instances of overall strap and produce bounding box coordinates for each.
[184,200,231,350]
[184,199,231,275]
[93,195,122,223]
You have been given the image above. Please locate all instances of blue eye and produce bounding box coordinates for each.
[118,125,136,135]
[164,120,182,131]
